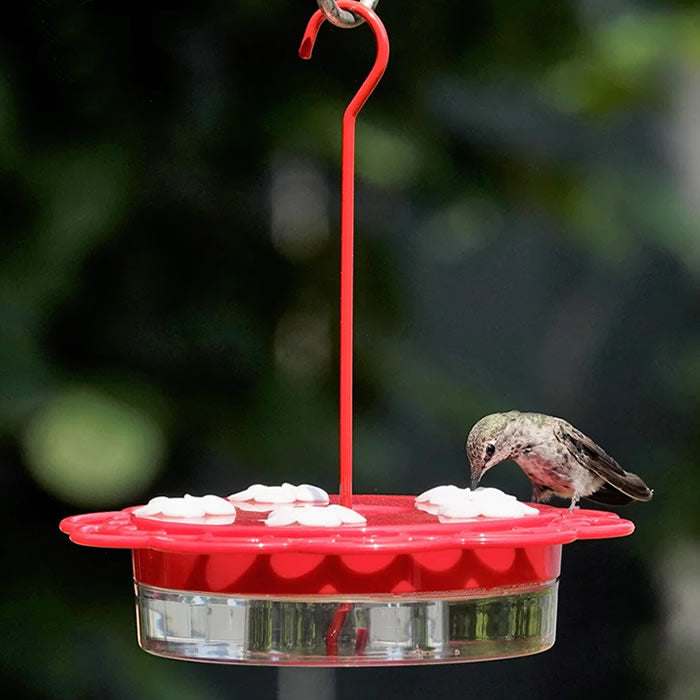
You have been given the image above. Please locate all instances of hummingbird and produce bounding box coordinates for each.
[466,411,653,510]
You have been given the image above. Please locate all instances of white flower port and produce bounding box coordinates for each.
[228,482,330,505]
[130,483,368,527]
[228,482,367,527]
[416,485,539,520]
[133,494,236,522]
[264,503,367,527]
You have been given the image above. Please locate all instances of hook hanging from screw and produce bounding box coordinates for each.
[300,2,389,508]
[316,0,379,29]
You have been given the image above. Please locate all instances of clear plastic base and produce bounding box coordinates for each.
[135,581,558,666]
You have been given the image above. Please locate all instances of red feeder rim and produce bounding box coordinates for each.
[60,495,633,553]
[60,495,633,596]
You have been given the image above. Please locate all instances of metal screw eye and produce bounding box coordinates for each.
[316,0,379,29]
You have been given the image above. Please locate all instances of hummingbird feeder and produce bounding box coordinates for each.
[60,0,637,667]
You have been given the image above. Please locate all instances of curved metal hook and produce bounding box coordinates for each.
[299,1,390,508]
[299,1,389,120]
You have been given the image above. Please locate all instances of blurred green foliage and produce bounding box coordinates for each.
[2,1,700,698]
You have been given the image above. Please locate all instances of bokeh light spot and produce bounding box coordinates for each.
[270,157,329,262]
[22,388,166,507]
[274,307,331,383]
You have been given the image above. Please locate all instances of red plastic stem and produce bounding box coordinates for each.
[355,626,369,653]
[299,1,389,508]
[325,603,366,656]
[326,603,352,655]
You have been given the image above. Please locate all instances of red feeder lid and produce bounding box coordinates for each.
[60,495,633,596]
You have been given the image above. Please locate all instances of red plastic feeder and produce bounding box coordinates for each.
[59,2,639,666]
[60,496,633,665]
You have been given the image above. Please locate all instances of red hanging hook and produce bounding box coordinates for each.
[299,2,389,509]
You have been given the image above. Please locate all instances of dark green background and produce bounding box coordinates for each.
[3,1,699,698]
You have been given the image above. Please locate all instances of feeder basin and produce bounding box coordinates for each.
[60,494,634,666]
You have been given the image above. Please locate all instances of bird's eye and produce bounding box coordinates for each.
[485,444,496,458]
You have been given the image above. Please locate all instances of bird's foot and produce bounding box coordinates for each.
[531,484,554,504]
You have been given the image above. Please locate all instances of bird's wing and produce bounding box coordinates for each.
[585,482,637,506]
[554,421,653,501]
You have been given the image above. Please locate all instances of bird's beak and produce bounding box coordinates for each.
[470,473,481,490]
